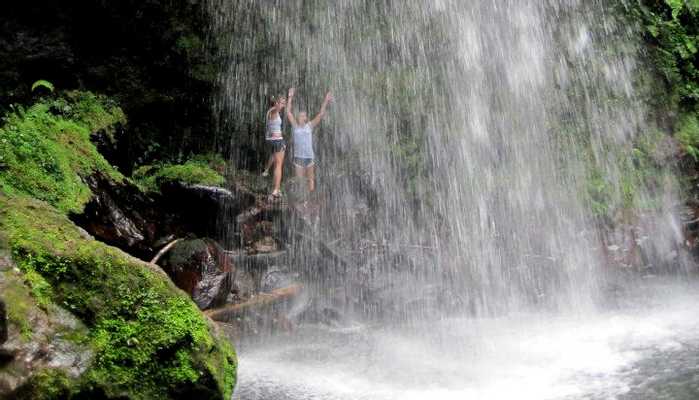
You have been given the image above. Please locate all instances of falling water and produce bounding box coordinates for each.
[205,1,696,398]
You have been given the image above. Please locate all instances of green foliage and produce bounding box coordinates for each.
[31,79,54,93]
[632,0,699,106]
[0,193,237,399]
[0,91,125,213]
[584,128,671,219]
[133,156,226,193]
[676,112,699,159]
[586,168,613,217]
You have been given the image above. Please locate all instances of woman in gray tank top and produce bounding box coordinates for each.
[262,94,287,198]
[286,87,333,194]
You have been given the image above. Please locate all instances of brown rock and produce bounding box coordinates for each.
[158,238,235,310]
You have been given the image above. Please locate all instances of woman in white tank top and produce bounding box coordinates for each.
[262,94,287,198]
[286,87,333,194]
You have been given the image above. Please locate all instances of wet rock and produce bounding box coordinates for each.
[161,181,256,243]
[298,299,343,327]
[261,267,299,293]
[159,238,234,310]
[72,172,174,259]
[228,268,256,302]
[253,236,278,253]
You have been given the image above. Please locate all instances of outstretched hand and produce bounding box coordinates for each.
[288,87,296,98]
[324,91,333,104]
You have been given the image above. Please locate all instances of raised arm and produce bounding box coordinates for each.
[286,87,298,128]
[310,91,333,128]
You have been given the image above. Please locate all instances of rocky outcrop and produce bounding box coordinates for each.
[72,175,257,260]
[0,193,237,399]
[0,266,92,397]
[159,238,235,310]
[160,181,256,244]
[72,173,165,258]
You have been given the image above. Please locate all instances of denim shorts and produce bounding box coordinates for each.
[293,157,315,168]
[267,139,286,153]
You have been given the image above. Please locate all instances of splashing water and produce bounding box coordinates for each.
[232,280,699,400]
[205,1,695,398]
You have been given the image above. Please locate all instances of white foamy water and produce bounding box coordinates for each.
[234,280,699,400]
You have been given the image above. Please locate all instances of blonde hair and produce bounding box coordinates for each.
[269,94,285,107]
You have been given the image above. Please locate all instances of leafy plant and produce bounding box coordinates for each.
[31,80,54,93]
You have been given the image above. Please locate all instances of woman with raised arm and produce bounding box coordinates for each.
[262,93,287,198]
[286,88,333,194]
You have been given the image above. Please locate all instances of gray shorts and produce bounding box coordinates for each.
[267,139,286,153]
[293,157,315,168]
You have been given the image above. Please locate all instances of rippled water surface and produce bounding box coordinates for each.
[233,280,699,400]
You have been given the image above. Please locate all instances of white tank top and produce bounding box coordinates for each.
[266,111,283,140]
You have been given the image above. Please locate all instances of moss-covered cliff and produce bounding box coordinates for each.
[0,93,236,399]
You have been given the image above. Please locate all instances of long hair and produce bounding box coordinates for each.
[269,94,285,107]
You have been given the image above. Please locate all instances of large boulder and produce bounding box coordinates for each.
[71,172,181,259]
[1,194,237,399]
[73,177,257,261]
[0,266,92,396]
[160,181,256,244]
[159,238,235,310]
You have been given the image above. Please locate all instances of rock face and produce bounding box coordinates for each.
[0,258,92,397]
[73,176,257,261]
[72,172,176,259]
[159,238,235,310]
[161,181,257,244]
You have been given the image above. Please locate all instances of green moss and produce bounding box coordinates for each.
[22,268,54,308]
[676,112,699,159]
[167,239,209,267]
[0,91,125,213]
[12,369,75,400]
[133,156,226,193]
[0,192,237,399]
[3,278,34,341]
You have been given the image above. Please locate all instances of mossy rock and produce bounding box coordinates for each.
[0,250,91,398]
[133,158,226,194]
[0,192,237,399]
[0,91,125,214]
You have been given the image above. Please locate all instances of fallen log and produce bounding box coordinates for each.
[150,238,183,264]
[205,283,303,322]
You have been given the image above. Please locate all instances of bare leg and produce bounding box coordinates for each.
[307,164,315,193]
[272,149,285,194]
[263,154,274,174]
[294,164,305,180]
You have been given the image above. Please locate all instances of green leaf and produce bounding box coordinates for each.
[665,0,684,19]
[31,80,55,93]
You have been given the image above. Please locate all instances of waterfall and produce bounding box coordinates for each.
[205,1,696,399]
[207,0,683,318]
